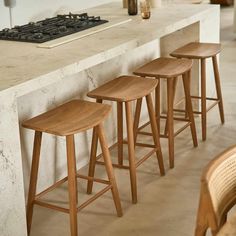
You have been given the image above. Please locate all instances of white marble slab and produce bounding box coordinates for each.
[0,2,220,236]
[0,2,219,95]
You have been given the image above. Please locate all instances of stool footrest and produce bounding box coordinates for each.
[96,148,157,169]
[160,115,190,122]
[136,148,157,168]
[174,108,201,114]
[34,199,69,214]
[174,98,220,115]
[138,120,191,138]
[96,161,130,169]
[77,185,112,212]
[35,174,110,201]
[123,140,156,148]
[191,95,219,101]
[34,184,112,214]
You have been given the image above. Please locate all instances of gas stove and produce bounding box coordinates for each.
[0,13,108,43]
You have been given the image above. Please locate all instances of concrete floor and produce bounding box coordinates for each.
[31,6,236,236]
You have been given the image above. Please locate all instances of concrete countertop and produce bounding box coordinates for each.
[0,2,219,96]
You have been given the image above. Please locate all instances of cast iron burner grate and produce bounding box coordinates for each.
[0,12,108,43]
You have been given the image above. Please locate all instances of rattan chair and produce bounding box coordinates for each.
[195,145,236,236]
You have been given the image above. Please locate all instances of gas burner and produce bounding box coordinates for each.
[0,13,108,43]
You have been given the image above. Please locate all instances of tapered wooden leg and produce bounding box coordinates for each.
[87,126,98,194]
[97,124,123,217]
[183,71,198,147]
[66,135,78,236]
[125,101,137,204]
[146,94,165,176]
[27,131,42,235]
[167,78,175,168]
[87,99,102,193]
[133,98,142,145]
[212,55,225,124]
[201,58,207,141]
[185,70,191,119]
[117,102,124,166]
[164,77,177,136]
[155,78,161,132]
[195,188,209,236]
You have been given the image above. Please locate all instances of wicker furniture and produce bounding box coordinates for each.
[195,145,236,236]
[87,75,165,204]
[22,100,123,236]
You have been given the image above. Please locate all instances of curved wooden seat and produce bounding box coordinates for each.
[87,75,165,204]
[170,42,224,141]
[23,99,122,236]
[133,57,192,78]
[87,75,158,102]
[22,100,111,136]
[133,56,197,168]
[170,42,221,59]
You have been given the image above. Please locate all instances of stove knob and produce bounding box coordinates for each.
[33,33,43,39]
[59,26,67,32]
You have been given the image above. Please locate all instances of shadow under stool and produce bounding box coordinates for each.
[134,57,198,169]
[170,42,225,141]
[22,100,123,236]
[87,75,165,204]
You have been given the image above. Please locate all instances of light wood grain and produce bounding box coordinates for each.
[22,100,111,136]
[133,57,192,78]
[97,124,123,216]
[170,42,221,59]
[87,76,158,102]
[66,135,78,236]
[133,57,197,168]
[171,42,225,141]
[125,101,138,204]
[201,58,207,141]
[212,55,225,124]
[26,131,42,235]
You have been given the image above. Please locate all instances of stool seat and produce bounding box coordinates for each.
[133,57,192,78]
[170,42,221,59]
[22,100,111,136]
[87,75,158,102]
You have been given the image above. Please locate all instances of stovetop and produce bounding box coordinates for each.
[0,13,108,43]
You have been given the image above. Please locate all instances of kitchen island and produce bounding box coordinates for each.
[0,2,219,235]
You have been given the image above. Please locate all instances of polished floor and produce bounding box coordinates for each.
[31,6,236,236]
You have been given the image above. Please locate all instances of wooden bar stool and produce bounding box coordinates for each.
[170,42,225,141]
[87,75,165,204]
[22,100,122,236]
[134,57,198,168]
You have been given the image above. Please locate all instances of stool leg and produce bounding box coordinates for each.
[201,58,207,141]
[26,131,42,235]
[146,94,165,176]
[167,78,175,168]
[66,135,78,236]
[155,79,161,132]
[133,98,142,146]
[212,55,225,124]
[87,126,98,194]
[183,71,198,147]
[97,123,123,217]
[164,77,178,136]
[125,101,137,204]
[117,102,124,166]
[87,99,102,193]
